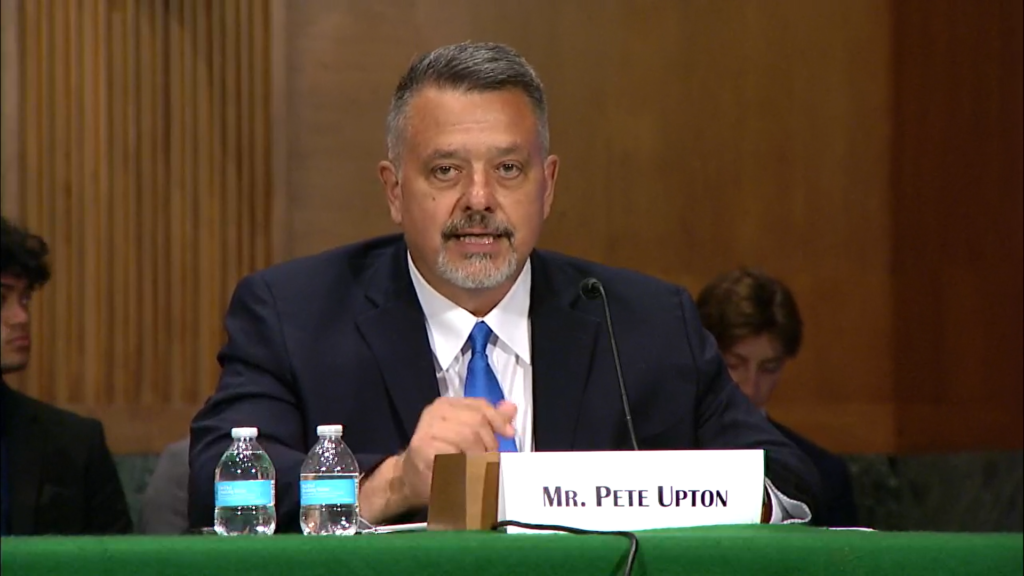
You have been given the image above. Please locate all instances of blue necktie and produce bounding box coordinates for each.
[465,322,518,452]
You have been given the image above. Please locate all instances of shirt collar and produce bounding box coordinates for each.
[407,252,532,369]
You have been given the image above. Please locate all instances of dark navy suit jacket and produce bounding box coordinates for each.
[771,419,858,527]
[188,235,821,531]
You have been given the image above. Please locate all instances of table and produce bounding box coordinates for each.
[2,525,1021,576]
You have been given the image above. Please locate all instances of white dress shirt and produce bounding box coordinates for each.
[407,253,810,524]
[408,252,535,452]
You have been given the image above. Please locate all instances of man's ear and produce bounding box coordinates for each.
[541,154,559,219]
[379,161,403,225]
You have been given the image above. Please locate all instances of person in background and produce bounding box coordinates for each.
[697,267,858,528]
[0,216,132,535]
[138,437,190,534]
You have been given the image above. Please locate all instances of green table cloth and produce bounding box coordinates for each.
[2,525,1021,575]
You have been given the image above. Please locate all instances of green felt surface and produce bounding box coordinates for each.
[2,525,1022,576]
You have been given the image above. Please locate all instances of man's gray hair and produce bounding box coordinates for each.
[385,42,549,163]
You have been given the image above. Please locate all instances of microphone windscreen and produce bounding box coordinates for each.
[579,278,602,300]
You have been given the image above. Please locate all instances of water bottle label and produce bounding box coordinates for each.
[300,478,357,506]
[216,480,274,507]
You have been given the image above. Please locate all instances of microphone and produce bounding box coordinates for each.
[579,277,639,451]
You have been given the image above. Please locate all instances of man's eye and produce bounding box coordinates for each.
[432,165,458,179]
[498,163,522,177]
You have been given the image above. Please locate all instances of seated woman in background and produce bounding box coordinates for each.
[697,268,858,528]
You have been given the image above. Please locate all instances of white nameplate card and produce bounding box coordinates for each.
[497,450,764,533]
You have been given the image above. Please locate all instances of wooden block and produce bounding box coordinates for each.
[427,452,501,531]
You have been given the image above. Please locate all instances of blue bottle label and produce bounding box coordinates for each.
[300,478,357,506]
[216,480,274,507]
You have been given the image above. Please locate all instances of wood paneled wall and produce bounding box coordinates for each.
[889,0,1023,451]
[280,0,899,452]
[1,0,275,453]
[2,0,1019,455]
[277,0,1021,454]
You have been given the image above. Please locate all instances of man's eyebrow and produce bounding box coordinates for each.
[491,144,526,157]
[423,148,465,162]
[423,144,529,160]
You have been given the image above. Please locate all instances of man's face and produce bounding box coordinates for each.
[0,275,33,375]
[379,87,558,293]
[724,334,789,409]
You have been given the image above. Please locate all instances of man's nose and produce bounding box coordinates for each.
[461,170,497,212]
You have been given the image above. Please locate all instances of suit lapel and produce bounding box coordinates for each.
[354,245,439,439]
[4,387,42,534]
[351,244,602,450]
[529,253,600,451]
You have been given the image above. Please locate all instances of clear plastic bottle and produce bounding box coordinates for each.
[300,424,360,535]
[214,427,276,535]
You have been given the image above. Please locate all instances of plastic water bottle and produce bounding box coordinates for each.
[214,427,277,535]
[300,424,360,535]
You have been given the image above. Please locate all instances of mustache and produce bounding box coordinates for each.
[441,212,515,241]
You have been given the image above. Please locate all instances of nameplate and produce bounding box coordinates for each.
[497,450,764,533]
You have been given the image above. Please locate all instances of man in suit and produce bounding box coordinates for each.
[697,267,859,528]
[189,42,820,532]
[0,216,132,535]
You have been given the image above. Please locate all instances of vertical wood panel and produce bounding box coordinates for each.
[54,0,74,406]
[107,0,128,407]
[1,0,20,217]
[166,0,184,407]
[251,0,271,268]
[270,0,290,264]
[192,0,214,407]
[8,0,276,453]
[222,0,240,317]
[133,0,154,406]
[177,0,195,406]
[890,0,1024,452]
[238,0,253,272]
[68,0,84,405]
[147,0,168,407]
[119,0,138,406]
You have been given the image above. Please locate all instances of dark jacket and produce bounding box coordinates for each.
[771,418,858,527]
[189,234,821,531]
[1,380,132,535]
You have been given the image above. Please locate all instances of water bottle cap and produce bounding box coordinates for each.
[231,427,259,439]
[316,424,344,436]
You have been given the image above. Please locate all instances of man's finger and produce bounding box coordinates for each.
[446,399,516,438]
[431,422,492,454]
